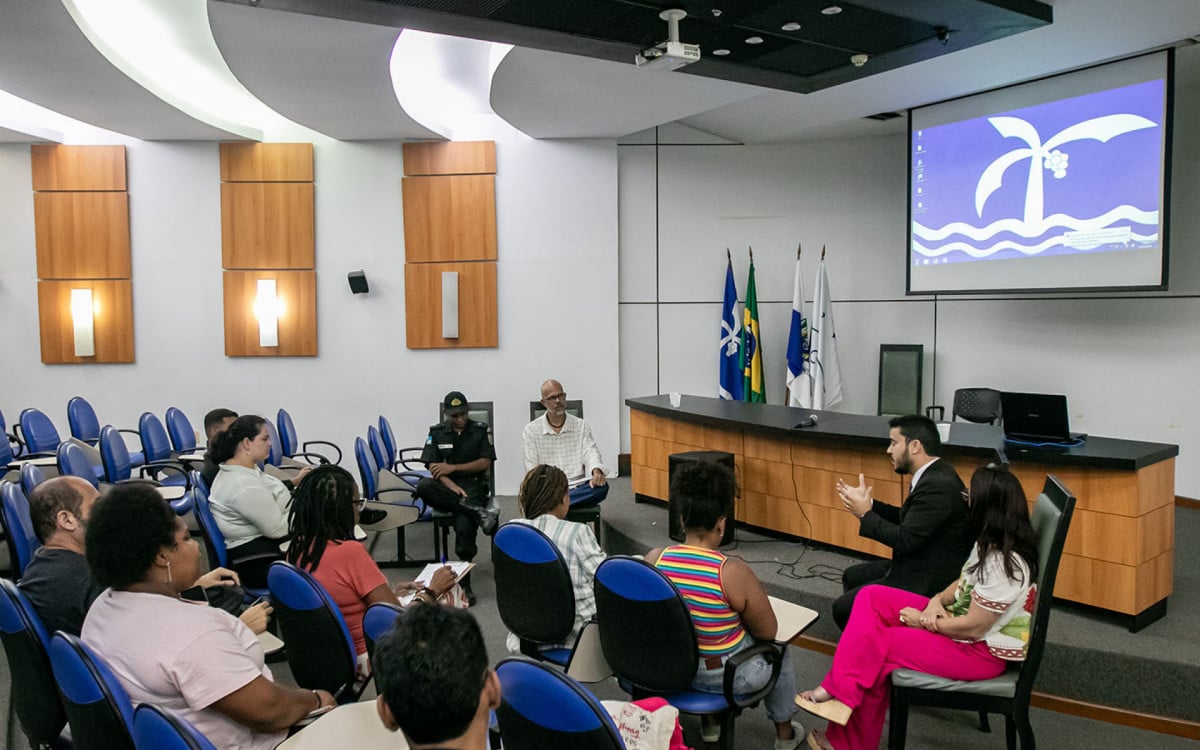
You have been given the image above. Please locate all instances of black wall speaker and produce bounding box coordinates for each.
[348,270,369,294]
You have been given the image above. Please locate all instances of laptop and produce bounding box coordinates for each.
[999,392,1086,445]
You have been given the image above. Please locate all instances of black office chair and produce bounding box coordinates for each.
[528,399,584,422]
[0,579,69,749]
[495,656,626,750]
[952,388,1003,424]
[888,474,1077,750]
[49,632,136,750]
[593,556,784,750]
[492,522,577,667]
[266,561,365,703]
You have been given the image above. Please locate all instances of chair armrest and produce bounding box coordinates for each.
[117,428,142,438]
[138,461,190,488]
[300,440,342,465]
[288,451,331,466]
[722,641,785,708]
[373,487,422,508]
[396,447,427,472]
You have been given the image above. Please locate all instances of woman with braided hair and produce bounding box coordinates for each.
[285,465,456,678]
[505,464,606,653]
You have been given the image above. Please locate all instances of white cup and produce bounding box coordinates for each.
[669,392,682,408]
[937,422,951,442]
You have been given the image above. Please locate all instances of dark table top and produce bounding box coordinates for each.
[626,395,1178,472]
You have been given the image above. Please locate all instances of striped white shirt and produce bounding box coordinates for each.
[521,413,606,482]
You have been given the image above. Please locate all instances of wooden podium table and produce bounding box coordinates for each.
[627,395,1177,630]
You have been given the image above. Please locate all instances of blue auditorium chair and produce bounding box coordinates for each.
[49,632,136,750]
[0,579,70,749]
[495,656,625,750]
[266,561,364,704]
[277,408,342,465]
[57,441,100,488]
[354,435,437,566]
[593,556,786,750]
[1,482,42,577]
[132,704,217,750]
[164,407,198,455]
[20,462,47,497]
[189,481,268,601]
[492,522,579,668]
[67,396,144,468]
[136,413,189,488]
[16,408,62,456]
[99,426,191,514]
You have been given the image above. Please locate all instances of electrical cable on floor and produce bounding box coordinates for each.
[724,460,847,583]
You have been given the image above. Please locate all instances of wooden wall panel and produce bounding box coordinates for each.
[221,183,315,269]
[403,141,496,176]
[404,262,497,349]
[31,145,126,191]
[222,271,317,357]
[402,175,498,263]
[37,280,134,364]
[34,192,131,279]
[219,143,314,182]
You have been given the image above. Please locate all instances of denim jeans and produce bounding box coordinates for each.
[691,638,798,723]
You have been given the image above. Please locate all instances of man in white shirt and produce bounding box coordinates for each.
[521,379,609,508]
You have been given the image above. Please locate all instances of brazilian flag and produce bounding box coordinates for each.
[740,257,766,403]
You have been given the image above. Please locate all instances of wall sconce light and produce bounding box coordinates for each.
[253,279,283,347]
[441,271,459,339]
[70,288,95,357]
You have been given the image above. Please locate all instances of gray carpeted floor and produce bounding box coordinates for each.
[4,478,1196,749]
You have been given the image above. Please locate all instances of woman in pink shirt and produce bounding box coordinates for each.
[285,466,456,680]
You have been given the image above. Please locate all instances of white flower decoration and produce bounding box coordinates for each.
[1043,149,1069,179]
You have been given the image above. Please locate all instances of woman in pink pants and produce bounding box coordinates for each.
[798,465,1040,750]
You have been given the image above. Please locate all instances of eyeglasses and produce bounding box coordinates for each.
[543,393,567,402]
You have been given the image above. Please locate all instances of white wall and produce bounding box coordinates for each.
[0,134,620,496]
[617,64,1200,496]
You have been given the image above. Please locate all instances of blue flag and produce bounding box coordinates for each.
[719,258,743,400]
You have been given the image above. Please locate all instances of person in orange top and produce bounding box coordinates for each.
[647,461,803,750]
[285,466,457,682]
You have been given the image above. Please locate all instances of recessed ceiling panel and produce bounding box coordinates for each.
[0,0,238,140]
[208,1,443,140]
[490,47,766,139]
[295,0,1053,94]
[0,126,54,143]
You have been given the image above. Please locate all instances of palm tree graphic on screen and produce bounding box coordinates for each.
[974,113,1156,228]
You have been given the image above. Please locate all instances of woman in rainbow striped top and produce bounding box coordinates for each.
[648,461,804,750]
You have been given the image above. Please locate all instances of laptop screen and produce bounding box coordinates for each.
[1000,392,1072,441]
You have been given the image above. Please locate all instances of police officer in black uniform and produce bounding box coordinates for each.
[416,391,499,605]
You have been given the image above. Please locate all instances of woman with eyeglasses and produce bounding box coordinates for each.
[286,465,456,678]
[797,465,1041,750]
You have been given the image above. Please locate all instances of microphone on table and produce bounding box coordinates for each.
[793,414,819,429]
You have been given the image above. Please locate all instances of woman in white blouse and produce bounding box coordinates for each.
[797,465,1040,750]
[207,415,310,588]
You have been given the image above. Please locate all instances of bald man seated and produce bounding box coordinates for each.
[521,379,609,508]
[18,476,272,637]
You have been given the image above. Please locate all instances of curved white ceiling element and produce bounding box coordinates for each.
[490,47,769,140]
[0,89,136,144]
[390,30,514,142]
[207,2,442,142]
[64,0,320,142]
[0,0,232,140]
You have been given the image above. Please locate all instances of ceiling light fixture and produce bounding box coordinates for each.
[850,53,869,67]
[745,36,764,44]
[821,6,843,15]
[712,49,731,56]
[781,22,802,31]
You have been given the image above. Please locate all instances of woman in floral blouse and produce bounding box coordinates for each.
[798,465,1040,750]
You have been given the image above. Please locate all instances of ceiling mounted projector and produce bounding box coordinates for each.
[635,9,700,71]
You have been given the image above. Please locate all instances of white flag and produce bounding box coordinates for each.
[809,259,844,410]
[787,254,811,407]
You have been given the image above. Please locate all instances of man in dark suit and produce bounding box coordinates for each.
[830,414,971,629]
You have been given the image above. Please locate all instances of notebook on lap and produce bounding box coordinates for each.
[1000,392,1086,445]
